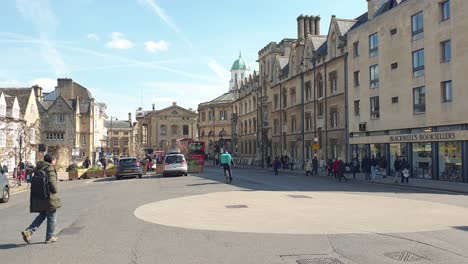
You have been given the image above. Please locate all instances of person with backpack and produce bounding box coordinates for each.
[21,154,62,244]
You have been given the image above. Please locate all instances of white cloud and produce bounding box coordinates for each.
[137,0,192,48]
[29,78,56,91]
[107,32,134,49]
[208,58,230,83]
[15,0,70,76]
[87,33,99,40]
[144,40,170,53]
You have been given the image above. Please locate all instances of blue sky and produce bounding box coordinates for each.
[0,0,366,119]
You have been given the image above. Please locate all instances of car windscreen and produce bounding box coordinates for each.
[120,159,137,165]
[165,155,185,164]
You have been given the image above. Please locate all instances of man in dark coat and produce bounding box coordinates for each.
[21,154,62,244]
[312,155,319,176]
[337,158,347,182]
[362,155,371,180]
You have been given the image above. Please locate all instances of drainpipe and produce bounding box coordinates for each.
[344,52,350,162]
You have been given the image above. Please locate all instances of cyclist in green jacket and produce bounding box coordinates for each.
[220,150,234,182]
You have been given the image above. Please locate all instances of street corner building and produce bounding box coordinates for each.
[0,86,42,171]
[348,0,468,183]
[104,113,138,158]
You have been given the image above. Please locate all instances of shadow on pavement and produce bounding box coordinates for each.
[186,182,223,187]
[452,226,468,232]
[0,242,45,249]
[197,165,466,196]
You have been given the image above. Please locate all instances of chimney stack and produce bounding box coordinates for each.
[32,85,43,102]
[367,0,381,20]
[304,16,310,37]
[315,16,321,35]
[172,102,177,106]
[152,103,155,110]
[297,15,305,40]
[310,16,316,35]
[128,112,132,123]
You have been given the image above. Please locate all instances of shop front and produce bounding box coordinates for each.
[350,129,468,183]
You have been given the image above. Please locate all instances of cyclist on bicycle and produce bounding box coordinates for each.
[220,150,234,182]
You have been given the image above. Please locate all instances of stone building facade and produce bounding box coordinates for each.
[348,0,468,182]
[198,54,251,157]
[136,102,197,154]
[105,113,138,157]
[38,78,108,170]
[0,86,42,172]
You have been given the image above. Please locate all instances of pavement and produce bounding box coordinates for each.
[2,166,468,263]
[236,164,468,194]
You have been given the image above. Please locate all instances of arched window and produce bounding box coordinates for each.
[253,97,256,108]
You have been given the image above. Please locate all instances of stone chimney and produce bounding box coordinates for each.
[315,16,321,35]
[304,16,310,37]
[152,103,155,110]
[297,15,305,40]
[172,102,177,106]
[128,112,132,123]
[32,85,43,102]
[367,0,382,20]
[310,16,316,35]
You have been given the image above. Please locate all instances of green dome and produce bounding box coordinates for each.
[231,54,247,71]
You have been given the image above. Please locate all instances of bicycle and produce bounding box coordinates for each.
[223,165,232,184]
[8,169,25,188]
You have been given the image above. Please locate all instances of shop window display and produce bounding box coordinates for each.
[412,143,432,179]
[438,141,463,182]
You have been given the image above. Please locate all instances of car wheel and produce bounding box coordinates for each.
[1,186,9,203]
[184,173,188,176]
[116,176,121,180]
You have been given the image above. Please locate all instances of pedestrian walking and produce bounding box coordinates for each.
[351,157,359,179]
[21,154,62,244]
[289,158,294,170]
[401,158,410,183]
[393,157,401,183]
[100,156,107,177]
[327,158,333,176]
[332,158,339,180]
[305,159,312,176]
[285,155,290,170]
[337,157,347,182]
[362,155,371,180]
[370,155,377,180]
[380,157,388,178]
[320,158,325,172]
[312,155,318,176]
[280,156,285,170]
[273,157,280,175]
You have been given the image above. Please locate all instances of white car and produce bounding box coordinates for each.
[163,154,188,177]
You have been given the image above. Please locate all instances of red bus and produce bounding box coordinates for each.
[175,137,193,156]
[188,141,205,165]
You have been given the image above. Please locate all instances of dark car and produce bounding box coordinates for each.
[115,157,143,180]
[1,165,10,203]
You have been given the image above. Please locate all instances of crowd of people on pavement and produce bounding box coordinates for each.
[268,152,412,184]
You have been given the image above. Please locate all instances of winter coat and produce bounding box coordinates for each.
[312,157,318,168]
[332,160,340,172]
[338,160,346,176]
[362,158,371,173]
[394,159,401,172]
[30,161,62,213]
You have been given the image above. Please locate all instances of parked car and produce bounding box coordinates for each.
[1,165,10,203]
[115,157,143,180]
[163,154,188,177]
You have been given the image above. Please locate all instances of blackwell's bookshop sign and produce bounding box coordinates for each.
[389,132,456,142]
